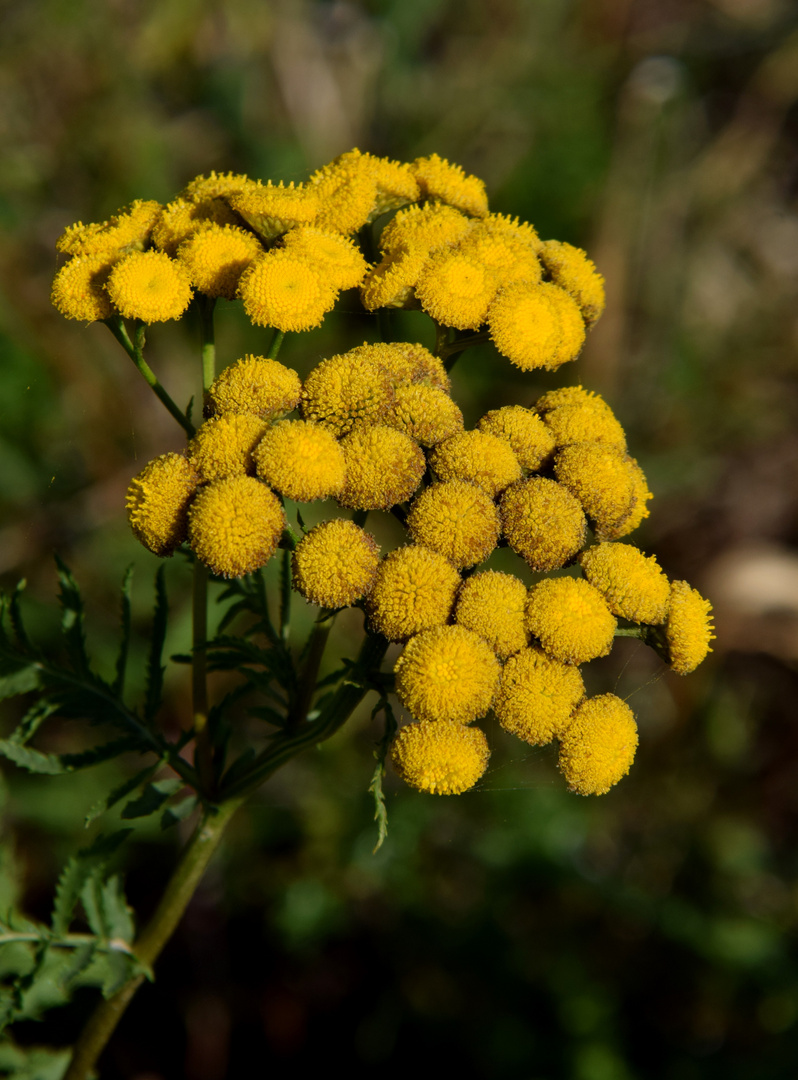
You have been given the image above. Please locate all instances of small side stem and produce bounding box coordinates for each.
[198,295,217,391]
[614,627,647,638]
[267,329,285,359]
[192,560,214,795]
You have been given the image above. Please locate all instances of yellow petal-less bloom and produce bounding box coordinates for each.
[579,543,670,624]
[56,199,162,258]
[188,476,285,578]
[535,385,606,414]
[280,226,368,291]
[391,720,490,795]
[488,281,586,372]
[499,478,587,572]
[177,223,263,300]
[536,386,627,451]
[664,580,715,674]
[238,250,337,332]
[454,570,529,660]
[410,154,489,218]
[554,444,649,540]
[494,646,585,745]
[338,424,425,511]
[308,154,378,234]
[406,480,499,570]
[430,430,521,497]
[152,197,240,256]
[126,453,200,557]
[394,626,500,724]
[228,181,320,241]
[360,248,429,311]
[301,350,395,436]
[188,414,269,481]
[415,248,497,330]
[368,152,421,214]
[456,225,542,289]
[106,250,193,323]
[51,255,116,322]
[292,520,380,609]
[366,545,461,642]
[478,212,541,252]
[608,456,653,539]
[379,201,472,255]
[253,420,346,502]
[558,694,638,795]
[384,383,464,447]
[356,342,449,391]
[181,170,250,203]
[206,356,302,420]
[478,406,556,471]
[525,577,616,665]
[312,149,419,222]
[539,239,606,326]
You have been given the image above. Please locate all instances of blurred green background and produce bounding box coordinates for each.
[2,0,798,1076]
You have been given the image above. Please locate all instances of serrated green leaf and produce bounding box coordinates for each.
[54,555,90,677]
[6,699,57,745]
[120,778,183,820]
[81,875,134,943]
[51,831,132,937]
[160,794,198,831]
[56,940,97,992]
[0,661,41,702]
[0,741,67,775]
[368,761,389,853]
[101,949,141,999]
[112,565,134,697]
[144,566,168,723]
[85,762,159,827]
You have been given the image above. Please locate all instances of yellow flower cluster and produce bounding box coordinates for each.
[55,150,712,803]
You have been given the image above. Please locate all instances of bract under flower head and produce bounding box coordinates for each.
[500,477,587,572]
[228,181,319,241]
[152,197,239,256]
[292,520,380,609]
[188,476,285,578]
[495,646,585,745]
[406,480,499,570]
[188,414,268,482]
[478,406,555,471]
[664,581,715,674]
[454,570,529,660]
[410,154,489,218]
[366,545,461,642]
[238,250,336,331]
[539,239,606,326]
[554,443,649,540]
[559,694,638,795]
[394,625,500,724]
[525,577,616,665]
[391,720,490,795]
[106,250,193,323]
[126,453,200,557]
[488,281,585,372]
[579,543,670,624]
[206,355,302,420]
[281,226,368,291]
[338,424,425,511]
[253,420,346,503]
[177,223,263,299]
[430,430,521,497]
[384,383,464,447]
[301,350,395,436]
[51,255,116,322]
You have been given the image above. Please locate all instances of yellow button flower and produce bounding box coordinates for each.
[456,224,542,288]
[280,226,368,291]
[338,424,425,511]
[579,543,670,624]
[384,383,464,448]
[237,250,337,332]
[559,694,638,795]
[181,170,250,202]
[56,199,162,258]
[228,180,319,241]
[366,545,461,642]
[415,248,498,330]
[406,480,500,569]
[308,154,378,234]
[454,570,529,660]
[292,520,380,609]
[253,420,346,502]
[188,414,269,482]
[494,646,585,745]
[537,387,627,451]
[188,476,285,578]
[500,478,587,572]
[554,443,649,540]
[525,577,616,665]
[360,248,430,311]
[478,406,556,471]
[126,453,200,557]
[206,356,302,420]
[664,581,715,674]
[352,342,449,391]
[410,153,489,218]
[301,350,395,437]
[51,255,116,322]
[538,239,606,326]
[394,625,500,724]
[379,201,472,255]
[488,281,586,372]
[152,197,239,256]
[430,430,521,497]
[105,250,193,323]
[177,223,263,300]
[391,720,490,795]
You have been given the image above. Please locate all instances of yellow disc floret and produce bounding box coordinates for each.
[415,248,497,330]
[384,383,464,447]
[664,581,715,674]
[177,223,263,300]
[406,480,500,570]
[536,386,627,451]
[360,248,429,311]
[391,720,490,795]
[105,250,193,323]
[181,171,250,203]
[410,154,489,218]
[499,478,587,572]
[349,342,449,391]
[281,226,368,291]
[237,250,337,331]
[494,646,585,745]
[126,453,200,557]
[187,476,285,578]
[525,577,616,665]
[152,197,239,256]
[338,424,425,510]
[301,350,395,437]
[188,414,269,482]
[558,694,638,795]
[366,545,461,641]
[478,406,556,471]
[253,420,346,502]
[538,240,606,326]
[579,543,670,624]
[488,281,586,372]
[430,430,521,497]
[394,626,500,724]
[51,255,116,322]
[554,444,649,540]
[379,201,472,255]
[454,570,529,660]
[206,356,302,420]
[292,519,380,608]
[308,154,378,234]
[227,181,320,241]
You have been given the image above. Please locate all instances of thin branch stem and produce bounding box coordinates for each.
[198,295,217,391]
[267,329,285,359]
[192,560,214,796]
[614,627,647,638]
[287,613,335,731]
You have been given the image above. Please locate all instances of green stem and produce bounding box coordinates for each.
[288,613,335,731]
[63,797,243,1080]
[104,317,195,437]
[198,295,217,391]
[614,626,647,638]
[439,330,491,373]
[192,560,214,796]
[267,329,285,359]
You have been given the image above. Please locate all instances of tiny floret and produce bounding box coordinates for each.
[406,480,500,570]
[391,720,490,795]
[579,543,670,624]
[366,545,461,642]
[495,646,585,745]
[126,453,200,557]
[292,520,380,609]
[338,424,425,511]
[206,355,302,419]
[500,478,587,572]
[558,694,638,795]
[525,577,616,665]
[430,430,521,497]
[188,476,285,578]
[253,420,346,502]
[454,571,529,660]
[664,581,715,674]
[394,625,500,724]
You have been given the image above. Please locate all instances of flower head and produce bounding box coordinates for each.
[406,480,500,569]
[281,226,368,291]
[356,342,449,391]
[308,154,378,234]
[301,350,395,436]
[56,199,162,258]
[391,720,490,795]
[579,543,670,624]
[360,248,429,310]
[378,202,471,255]
[152,197,239,256]
[206,355,302,420]
[338,424,425,510]
[536,386,627,451]
[538,240,606,326]
[51,255,116,322]
[181,171,250,203]
[384,383,464,447]
[253,420,346,502]
[499,478,587,571]
[430,430,521,497]
[554,444,650,540]
[495,646,585,745]
[478,406,555,471]
[228,181,319,240]
[456,223,542,288]
[292,520,380,608]
[188,476,285,578]
[237,250,337,331]
[394,625,500,724]
[177,223,263,299]
[105,250,193,323]
[664,581,715,674]
[454,570,529,660]
[558,694,638,795]
[410,154,489,217]
[488,281,585,371]
[366,545,461,641]
[525,577,616,665]
[188,414,269,481]
[126,453,200,557]
[415,248,497,330]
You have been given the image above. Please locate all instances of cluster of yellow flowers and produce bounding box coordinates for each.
[53,148,714,801]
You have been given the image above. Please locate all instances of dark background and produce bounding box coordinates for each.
[2,1,798,1076]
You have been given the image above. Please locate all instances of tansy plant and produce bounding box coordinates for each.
[1,149,713,1076]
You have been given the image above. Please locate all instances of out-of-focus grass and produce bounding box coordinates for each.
[2,1,798,1076]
